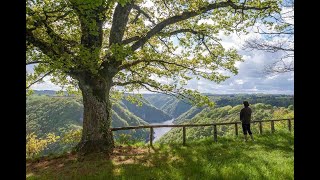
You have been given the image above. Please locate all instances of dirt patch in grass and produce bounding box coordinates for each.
[111,146,151,164]
[26,145,151,175]
[26,152,78,173]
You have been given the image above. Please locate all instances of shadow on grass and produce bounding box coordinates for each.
[110,132,293,179]
[27,132,294,180]
[256,131,294,152]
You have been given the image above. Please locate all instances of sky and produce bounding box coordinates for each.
[27,1,294,95]
[183,28,294,94]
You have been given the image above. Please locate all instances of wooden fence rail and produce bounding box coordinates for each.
[111,118,294,146]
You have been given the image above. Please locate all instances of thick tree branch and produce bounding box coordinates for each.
[130,1,270,51]
[121,28,200,45]
[109,2,134,45]
[159,29,202,37]
[122,36,140,44]
[132,5,156,25]
[131,11,141,24]
[118,59,188,71]
[121,28,198,45]
[113,80,145,86]
[70,1,106,50]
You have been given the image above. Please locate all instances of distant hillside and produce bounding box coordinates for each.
[161,98,193,118]
[173,106,205,124]
[207,94,294,107]
[26,91,294,157]
[31,91,172,123]
[27,95,151,155]
[143,93,293,119]
[32,91,294,116]
[30,90,71,96]
[158,103,294,143]
[121,98,172,123]
[26,95,83,137]
[143,94,193,118]
[142,94,174,109]
[26,95,150,136]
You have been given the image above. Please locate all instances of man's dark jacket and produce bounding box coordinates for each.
[240,107,252,124]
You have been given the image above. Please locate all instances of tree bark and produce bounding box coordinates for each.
[76,74,114,155]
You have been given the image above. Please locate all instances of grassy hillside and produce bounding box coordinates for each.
[26,131,293,179]
[158,103,293,144]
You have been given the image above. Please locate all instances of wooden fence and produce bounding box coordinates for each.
[111,118,294,146]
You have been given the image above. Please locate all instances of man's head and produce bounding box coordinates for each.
[243,101,249,107]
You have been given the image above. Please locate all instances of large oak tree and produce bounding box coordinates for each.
[26,0,280,155]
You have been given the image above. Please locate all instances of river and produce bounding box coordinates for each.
[150,119,175,142]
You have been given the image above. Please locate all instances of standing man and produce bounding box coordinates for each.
[240,101,254,141]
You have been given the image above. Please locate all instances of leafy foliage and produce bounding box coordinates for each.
[26,0,283,153]
[26,132,60,158]
[60,128,82,146]
[26,0,282,106]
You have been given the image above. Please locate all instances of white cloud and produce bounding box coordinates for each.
[235,79,244,85]
[31,76,62,91]
[266,74,279,80]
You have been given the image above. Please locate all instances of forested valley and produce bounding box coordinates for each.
[27,90,293,157]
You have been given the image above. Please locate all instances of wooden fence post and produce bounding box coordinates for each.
[213,125,217,142]
[259,121,263,134]
[183,126,186,146]
[150,127,153,146]
[271,121,275,133]
[235,123,238,136]
[288,119,292,132]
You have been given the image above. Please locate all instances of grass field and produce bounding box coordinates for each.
[26,130,294,180]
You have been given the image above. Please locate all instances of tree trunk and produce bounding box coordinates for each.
[76,75,114,155]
